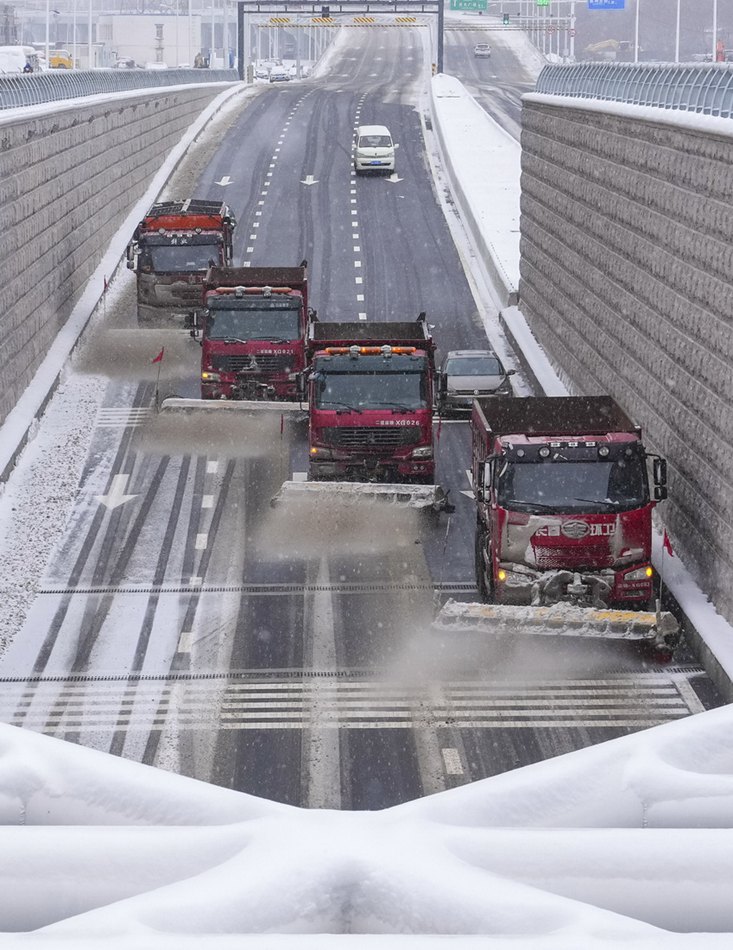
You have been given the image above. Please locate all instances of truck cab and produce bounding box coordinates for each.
[126,200,235,326]
[472,396,668,608]
[198,265,310,401]
[307,318,435,483]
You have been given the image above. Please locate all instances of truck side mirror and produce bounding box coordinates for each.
[126,243,136,269]
[296,371,307,402]
[506,368,517,376]
[652,457,668,501]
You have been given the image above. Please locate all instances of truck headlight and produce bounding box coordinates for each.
[624,566,654,582]
[411,446,433,459]
[310,447,333,460]
[201,372,221,382]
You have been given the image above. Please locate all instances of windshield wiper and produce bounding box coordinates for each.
[215,338,250,344]
[573,497,620,510]
[376,402,415,412]
[507,500,557,513]
[320,400,362,413]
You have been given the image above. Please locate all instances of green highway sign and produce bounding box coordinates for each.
[450,0,487,10]
[536,0,550,6]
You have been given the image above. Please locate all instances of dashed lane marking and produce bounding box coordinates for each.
[441,748,464,775]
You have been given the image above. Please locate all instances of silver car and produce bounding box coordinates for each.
[474,44,491,59]
[437,350,516,412]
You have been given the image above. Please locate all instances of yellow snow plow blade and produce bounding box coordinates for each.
[433,599,679,651]
[158,397,307,417]
[271,480,454,512]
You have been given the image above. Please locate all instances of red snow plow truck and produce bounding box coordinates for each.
[271,314,453,513]
[197,264,311,401]
[434,396,679,655]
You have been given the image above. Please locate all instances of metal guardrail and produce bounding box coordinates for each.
[536,62,733,119]
[0,68,239,111]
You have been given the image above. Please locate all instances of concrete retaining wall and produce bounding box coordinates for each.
[519,97,733,625]
[0,86,228,427]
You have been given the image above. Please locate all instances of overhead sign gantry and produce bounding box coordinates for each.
[236,1,444,80]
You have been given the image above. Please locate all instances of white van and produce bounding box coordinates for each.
[0,45,39,74]
[354,125,398,175]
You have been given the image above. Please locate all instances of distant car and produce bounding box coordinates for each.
[269,67,290,82]
[114,58,138,69]
[437,350,516,412]
[49,49,73,69]
[474,43,491,59]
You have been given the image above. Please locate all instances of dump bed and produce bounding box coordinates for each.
[308,318,433,354]
[204,266,307,292]
[473,396,638,439]
[140,199,233,233]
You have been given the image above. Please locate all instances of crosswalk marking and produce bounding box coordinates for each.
[0,673,706,734]
[96,407,153,428]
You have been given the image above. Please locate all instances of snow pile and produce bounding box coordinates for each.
[431,72,521,305]
[2,709,733,945]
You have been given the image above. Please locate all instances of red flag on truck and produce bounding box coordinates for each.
[151,347,165,364]
[663,529,675,557]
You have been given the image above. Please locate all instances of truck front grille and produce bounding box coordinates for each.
[533,544,612,570]
[213,354,293,373]
[321,426,422,448]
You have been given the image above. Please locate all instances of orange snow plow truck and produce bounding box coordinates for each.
[126,199,236,326]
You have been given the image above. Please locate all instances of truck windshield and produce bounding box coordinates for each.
[497,458,648,514]
[316,371,427,410]
[148,245,220,273]
[207,302,301,341]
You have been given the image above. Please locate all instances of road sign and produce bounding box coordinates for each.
[587,0,625,9]
[536,0,549,7]
[450,0,487,9]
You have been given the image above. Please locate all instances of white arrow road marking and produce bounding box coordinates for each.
[215,175,232,186]
[386,173,404,183]
[95,474,138,510]
[300,175,319,186]
[461,468,474,499]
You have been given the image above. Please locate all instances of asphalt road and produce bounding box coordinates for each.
[0,26,721,808]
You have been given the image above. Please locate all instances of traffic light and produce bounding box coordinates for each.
[502,13,510,25]
[321,5,330,16]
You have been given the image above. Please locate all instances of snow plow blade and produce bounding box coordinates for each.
[271,480,454,512]
[433,600,679,652]
[159,397,307,417]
